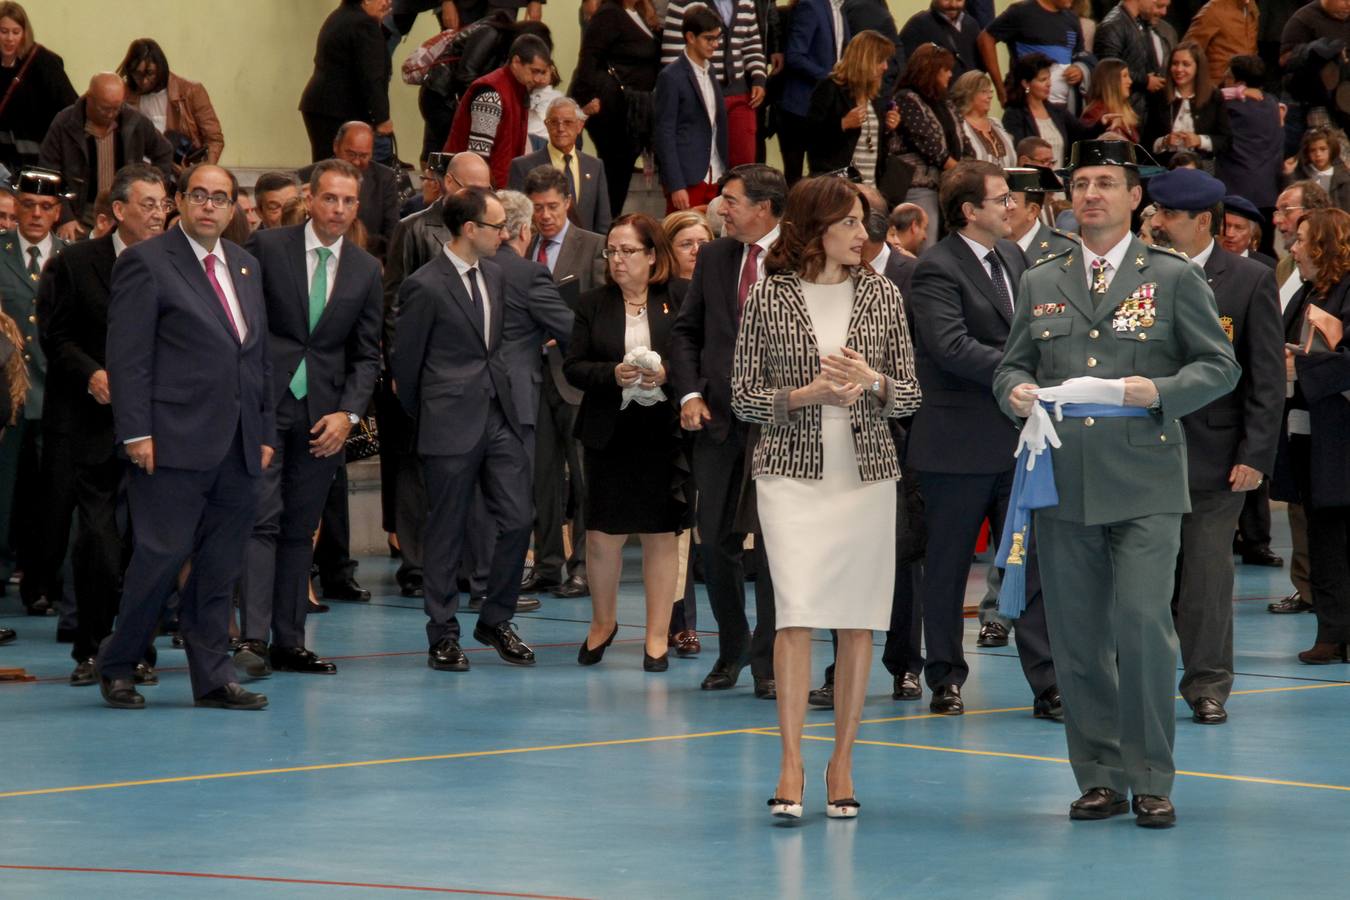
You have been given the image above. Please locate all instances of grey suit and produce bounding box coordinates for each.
[527,222,606,583]
[507,146,613,235]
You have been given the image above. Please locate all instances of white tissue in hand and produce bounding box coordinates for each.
[620,346,666,409]
[1033,376,1126,420]
[1014,404,1062,471]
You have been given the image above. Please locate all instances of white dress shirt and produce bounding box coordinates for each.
[1015,223,1038,255]
[304,220,343,305]
[868,241,891,276]
[181,223,247,343]
[111,230,128,257]
[1189,239,1216,271]
[829,0,845,60]
[1082,230,1135,293]
[959,232,1014,300]
[17,233,54,276]
[685,50,725,184]
[443,246,493,345]
[1279,266,1304,314]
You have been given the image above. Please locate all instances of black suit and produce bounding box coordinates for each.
[1093,3,1154,117]
[1002,103,1080,165]
[1142,92,1231,168]
[299,2,393,161]
[36,235,123,662]
[905,233,1055,696]
[240,225,382,650]
[298,161,401,254]
[669,236,777,678]
[98,227,274,699]
[392,254,531,645]
[507,147,612,235]
[1173,245,1284,706]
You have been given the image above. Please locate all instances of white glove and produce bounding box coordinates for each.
[1034,376,1127,421]
[1013,403,1062,471]
[620,346,666,409]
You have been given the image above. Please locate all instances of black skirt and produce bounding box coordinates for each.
[583,399,688,535]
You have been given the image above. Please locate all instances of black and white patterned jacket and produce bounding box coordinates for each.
[731,269,922,482]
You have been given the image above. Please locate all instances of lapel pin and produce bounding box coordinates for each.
[662,303,669,314]
[241,266,249,276]
[1135,255,1145,266]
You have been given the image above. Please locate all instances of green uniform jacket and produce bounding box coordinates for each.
[993,234,1240,526]
[1022,222,1079,268]
[0,234,68,419]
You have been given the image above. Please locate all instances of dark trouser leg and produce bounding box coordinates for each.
[272,428,343,649]
[240,400,294,644]
[1288,502,1312,599]
[531,379,568,584]
[669,530,698,633]
[1037,513,1182,797]
[1237,481,1272,551]
[1174,490,1245,706]
[421,442,484,646]
[315,468,356,591]
[378,383,425,588]
[464,489,493,596]
[882,561,924,676]
[1010,541,1056,698]
[34,427,76,610]
[587,123,639,217]
[1308,505,1350,644]
[302,112,343,163]
[475,415,534,629]
[396,451,426,588]
[748,536,776,679]
[690,429,750,663]
[70,455,125,662]
[0,416,26,577]
[775,111,808,185]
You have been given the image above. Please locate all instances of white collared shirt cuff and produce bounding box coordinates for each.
[680,392,703,406]
[124,436,151,444]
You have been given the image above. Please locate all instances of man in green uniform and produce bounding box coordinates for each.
[1005,165,1078,268]
[993,141,1240,828]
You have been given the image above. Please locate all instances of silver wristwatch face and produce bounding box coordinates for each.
[346,412,361,425]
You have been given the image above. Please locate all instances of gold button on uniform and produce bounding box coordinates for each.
[1089,329,1100,339]
[1087,357,1098,367]
[1041,330,1051,338]
[1137,333,1148,341]
[1084,417,1095,426]
[26,315,35,324]
[1160,434,1167,442]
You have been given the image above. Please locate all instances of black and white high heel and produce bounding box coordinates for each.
[824,766,860,819]
[768,769,805,819]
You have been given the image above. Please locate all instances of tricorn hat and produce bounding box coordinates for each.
[1004,165,1063,192]
[11,167,70,198]
[1059,140,1165,178]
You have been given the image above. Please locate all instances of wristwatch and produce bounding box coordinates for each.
[343,411,361,426]
[869,376,882,395]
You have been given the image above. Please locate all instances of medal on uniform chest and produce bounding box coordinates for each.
[1112,283,1158,333]
[1219,315,1234,342]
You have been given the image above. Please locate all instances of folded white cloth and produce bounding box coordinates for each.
[1014,403,1062,471]
[1034,376,1127,420]
[620,346,666,410]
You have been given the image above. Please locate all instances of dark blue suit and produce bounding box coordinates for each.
[778,0,848,181]
[653,54,729,194]
[392,253,532,645]
[98,226,275,698]
[239,224,383,649]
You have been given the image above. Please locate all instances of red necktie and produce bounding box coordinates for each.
[203,254,241,340]
[536,238,550,267]
[737,243,762,321]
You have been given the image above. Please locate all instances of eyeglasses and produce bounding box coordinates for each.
[473,220,508,233]
[544,118,581,129]
[1274,205,1306,216]
[602,245,649,259]
[183,189,233,209]
[821,166,863,184]
[673,238,707,251]
[1069,178,1125,193]
[983,193,1013,208]
[17,199,60,213]
[134,199,175,213]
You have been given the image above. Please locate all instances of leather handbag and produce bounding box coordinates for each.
[344,413,381,462]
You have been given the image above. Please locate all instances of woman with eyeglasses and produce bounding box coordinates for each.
[950,70,1016,168]
[805,30,900,189]
[661,209,713,280]
[117,38,225,167]
[732,175,922,820]
[563,213,688,671]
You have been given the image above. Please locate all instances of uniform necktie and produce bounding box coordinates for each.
[203,254,241,340]
[985,250,1014,317]
[26,245,41,281]
[737,243,763,321]
[290,246,332,399]
[562,152,577,202]
[536,238,550,267]
[466,266,486,342]
[1090,257,1110,295]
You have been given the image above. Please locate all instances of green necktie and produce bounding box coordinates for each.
[290,246,332,399]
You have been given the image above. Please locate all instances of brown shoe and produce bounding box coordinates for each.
[668,630,701,657]
[1297,642,1349,665]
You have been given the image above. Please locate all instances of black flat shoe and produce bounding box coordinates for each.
[753,676,777,699]
[71,658,97,686]
[473,621,536,666]
[271,646,338,674]
[0,626,15,645]
[1268,593,1313,614]
[99,676,144,709]
[551,575,590,598]
[1191,697,1227,724]
[232,639,272,679]
[578,624,618,666]
[1034,685,1064,720]
[892,672,921,701]
[428,638,470,672]
[25,596,54,616]
[1240,548,1284,568]
[643,651,669,672]
[1070,787,1128,820]
[1132,794,1176,828]
[322,579,370,602]
[195,682,268,710]
[700,658,745,691]
[930,684,963,715]
[977,621,1009,647]
[468,595,541,613]
[808,680,834,708]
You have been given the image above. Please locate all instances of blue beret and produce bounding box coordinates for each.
[1148,168,1226,212]
[1222,194,1263,225]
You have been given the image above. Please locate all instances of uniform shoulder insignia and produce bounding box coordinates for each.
[1031,246,1074,268]
[1049,227,1079,242]
[1146,243,1189,260]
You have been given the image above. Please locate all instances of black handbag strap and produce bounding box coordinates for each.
[0,44,40,121]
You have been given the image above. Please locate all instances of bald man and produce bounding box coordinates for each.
[298,121,401,255]
[40,73,173,241]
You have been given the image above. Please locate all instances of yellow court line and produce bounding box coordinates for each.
[788,734,1350,793]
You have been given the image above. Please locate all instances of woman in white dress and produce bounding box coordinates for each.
[732,176,922,820]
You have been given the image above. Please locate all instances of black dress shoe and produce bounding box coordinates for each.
[1268,593,1313,614]
[134,662,159,685]
[400,582,424,598]
[71,658,97,686]
[473,620,536,666]
[171,632,185,648]
[1070,787,1129,820]
[309,601,330,614]
[100,676,145,709]
[322,579,370,602]
[977,621,1009,647]
[1132,794,1176,828]
[700,658,745,691]
[1191,697,1227,724]
[25,596,54,616]
[1240,548,1284,568]
[892,672,921,701]
[0,626,15,645]
[232,639,272,679]
[578,624,618,666]
[1034,685,1064,720]
[428,638,470,671]
[929,684,964,715]
[195,682,268,710]
[271,646,338,674]
[754,676,777,699]
[643,651,669,672]
[520,570,561,593]
[808,680,835,708]
[551,575,590,598]
[468,594,541,613]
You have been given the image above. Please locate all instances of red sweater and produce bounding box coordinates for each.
[445,65,529,189]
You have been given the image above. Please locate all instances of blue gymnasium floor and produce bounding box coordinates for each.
[1,537,1345,899]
